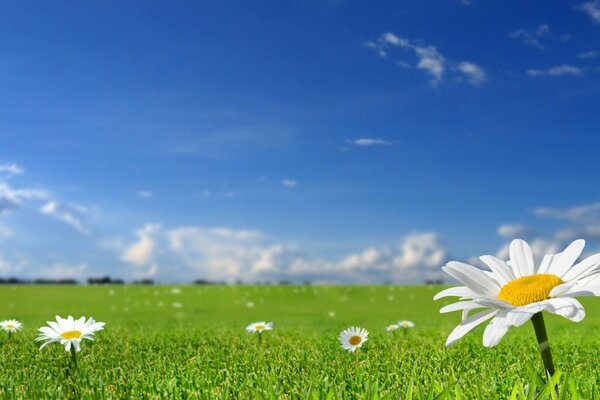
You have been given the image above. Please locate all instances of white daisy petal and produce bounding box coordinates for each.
[443,262,500,296]
[482,311,511,347]
[562,253,600,282]
[445,309,497,347]
[505,309,534,327]
[509,239,534,277]
[562,285,600,297]
[549,282,577,297]
[479,255,515,285]
[440,301,483,314]
[549,239,585,278]
[432,286,477,300]
[544,297,585,322]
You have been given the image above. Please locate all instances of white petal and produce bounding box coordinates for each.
[479,255,515,285]
[562,253,600,282]
[440,301,484,314]
[64,340,72,352]
[509,239,534,277]
[505,309,534,327]
[562,285,600,297]
[445,309,497,347]
[482,312,511,347]
[549,282,577,297]
[433,286,477,300]
[544,298,585,322]
[443,262,500,296]
[537,254,554,274]
[549,240,585,278]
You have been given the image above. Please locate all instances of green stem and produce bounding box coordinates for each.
[531,312,555,377]
[258,332,262,345]
[70,346,78,370]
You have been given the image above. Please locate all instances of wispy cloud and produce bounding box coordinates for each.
[39,201,90,234]
[282,179,297,188]
[0,164,24,175]
[578,1,600,24]
[577,50,599,59]
[351,138,392,146]
[365,33,485,87]
[138,190,153,198]
[457,62,487,86]
[0,182,48,214]
[509,24,551,49]
[527,65,583,77]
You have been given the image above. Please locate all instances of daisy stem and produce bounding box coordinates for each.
[531,312,555,378]
[258,332,262,345]
[70,347,78,370]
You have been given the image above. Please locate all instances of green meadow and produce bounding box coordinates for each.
[2,285,600,399]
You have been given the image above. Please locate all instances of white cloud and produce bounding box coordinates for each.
[0,182,48,214]
[138,190,153,198]
[351,138,392,146]
[282,179,297,188]
[577,50,599,59]
[527,65,583,77]
[509,24,551,49]
[122,224,447,283]
[457,62,487,86]
[40,263,88,280]
[40,201,90,234]
[414,46,446,86]
[122,223,162,266]
[498,224,535,240]
[534,203,600,223]
[0,164,24,175]
[579,1,600,23]
[365,33,485,87]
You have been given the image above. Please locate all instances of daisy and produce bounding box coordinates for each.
[398,320,415,329]
[435,238,600,376]
[385,324,399,332]
[246,321,273,343]
[36,315,105,367]
[339,326,368,352]
[1,319,22,333]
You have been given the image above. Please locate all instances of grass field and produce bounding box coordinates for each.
[2,284,600,399]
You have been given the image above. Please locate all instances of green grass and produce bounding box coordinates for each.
[1,285,600,399]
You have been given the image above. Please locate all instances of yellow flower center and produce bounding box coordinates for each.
[60,330,82,340]
[349,335,362,346]
[5,325,14,329]
[255,325,265,331]
[497,274,563,306]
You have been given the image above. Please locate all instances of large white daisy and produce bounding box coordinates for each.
[435,239,600,347]
[0,319,22,333]
[339,326,369,352]
[36,315,105,352]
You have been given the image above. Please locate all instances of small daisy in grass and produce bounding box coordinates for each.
[1,319,22,338]
[36,316,105,368]
[397,320,415,337]
[435,238,600,377]
[246,321,273,344]
[339,326,368,352]
[385,324,399,332]
[398,320,415,329]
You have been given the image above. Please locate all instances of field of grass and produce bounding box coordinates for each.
[2,284,600,399]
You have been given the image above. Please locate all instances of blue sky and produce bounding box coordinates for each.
[2,0,600,283]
